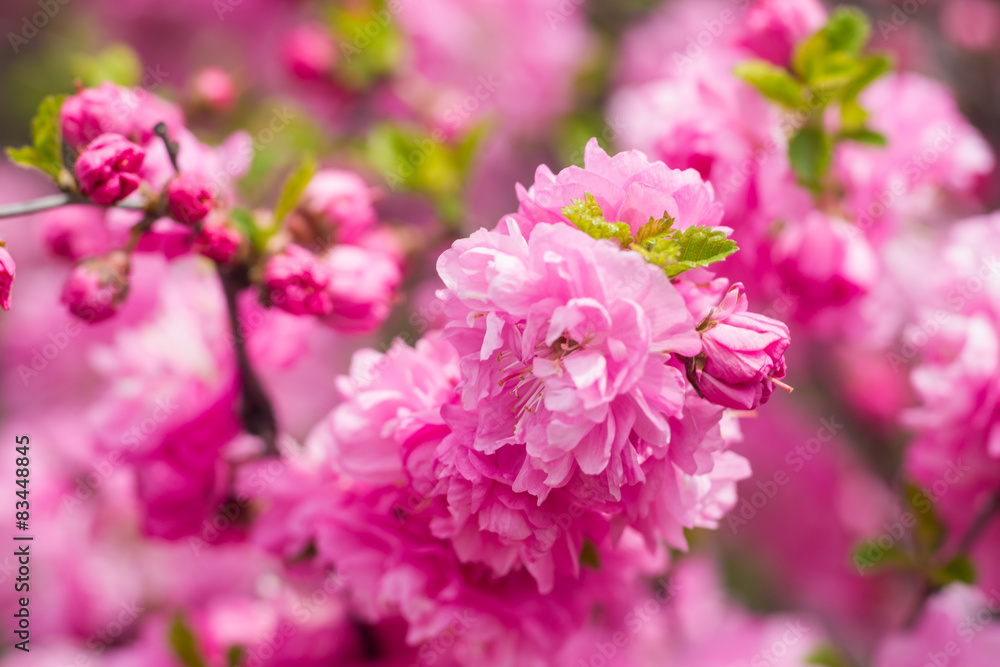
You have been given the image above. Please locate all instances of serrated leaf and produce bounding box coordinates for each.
[71,44,142,87]
[8,95,68,179]
[635,234,681,268]
[734,60,804,107]
[580,539,601,570]
[562,193,633,248]
[168,615,208,667]
[273,157,317,225]
[933,556,977,586]
[662,226,738,278]
[789,127,834,187]
[634,214,675,246]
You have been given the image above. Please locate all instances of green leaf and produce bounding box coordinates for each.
[327,0,403,90]
[841,54,892,102]
[825,7,871,55]
[662,226,739,278]
[168,615,208,667]
[226,646,246,667]
[734,60,804,107]
[562,193,633,248]
[229,208,268,255]
[273,157,317,225]
[852,540,910,574]
[905,484,947,555]
[634,214,675,246]
[580,539,601,570]
[634,235,681,269]
[838,127,887,146]
[933,556,977,586]
[805,644,850,666]
[71,44,142,87]
[6,95,67,179]
[789,127,834,187]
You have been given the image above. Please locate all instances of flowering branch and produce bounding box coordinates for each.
[0,193,146,219]
[217,262,279,458]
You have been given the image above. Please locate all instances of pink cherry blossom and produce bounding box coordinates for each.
[75,133,146,206]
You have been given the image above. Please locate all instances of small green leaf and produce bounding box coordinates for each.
[273,157,317,225]
[662,226,738,278]
[838,127,887,146]
[841,54,892,103]
[7,95,67,179]
[933,556,977,586]
[852,540,911,574]
[562,193,633,248]
[805,644,850,666]
[734,60,804,107]
[168,615,208,667]
[634,234,681,268]
[825,7,871,55]
[789,127,834,187]
[905,484,947,555]
[226,646,246,667]
[634,214,675,246]
[580,539,601,570]
[71,44,142,87]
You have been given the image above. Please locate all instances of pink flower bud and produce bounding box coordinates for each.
[696,283,791,410]
[282,25,337,81]
[60,251,131,323]
[262,244,334,316]
[193,216,242,264]
[737,0,827,66]
[0,245,15,312]
[166,173,215,224]
[61,82,132,150]
[301,169,376,243]
[41,205,113,261]
[75,134,145,206]
[190,67,237,112]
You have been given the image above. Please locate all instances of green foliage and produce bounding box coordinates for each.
[6,94,67,180]
[734,60,803,107]
[168,615,208,667]
[805,644,851,666]
[71,44,142,87]
[789,127,834,189]
[226,646,246,667]
[562,193,633,248]
[663,225,739,278]
[562,196,737,278]
[326,0,403,90]
[737,7,892,192]
[273,156,317,224]
[933,555,977,586]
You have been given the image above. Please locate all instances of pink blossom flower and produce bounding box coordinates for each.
[735,0,827,66]
[320,244,401,333]
[282,24,337,81]
[515,138,725,239]
[192,214,242,264]
[60,251,131,323]
[301,169,377,244]
[39,205,115,261]
[166,173,215,224]
[74,133,146,206]
[263,244,334,317]
[190,66,237,112]
[0,245,14,311]
[874,585,1000,667]
[695,282,791,410]
[771,212,879,318]
[61,81,185,150]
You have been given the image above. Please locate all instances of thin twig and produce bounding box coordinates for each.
[0,193,146,219]
[217,262,279,457]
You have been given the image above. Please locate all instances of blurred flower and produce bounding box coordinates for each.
[60,250,131,323]
[0,245,14,311]
[301,169,377,245]
[166,172,215,224]
[190,66,238,112]
[282,24,337,81]
[263,244,334,316]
